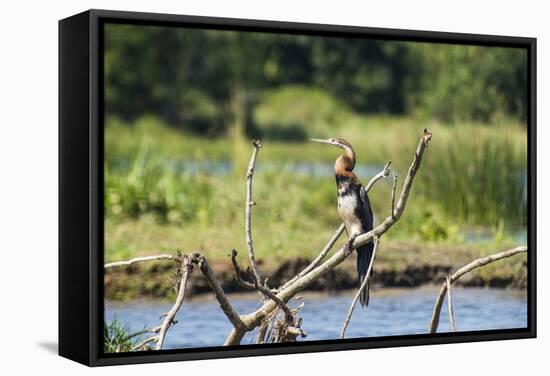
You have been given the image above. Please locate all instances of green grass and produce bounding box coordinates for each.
[104,113,527,264]
[104,318,138,353]
[105,215,523,265]
[416,124,527,226]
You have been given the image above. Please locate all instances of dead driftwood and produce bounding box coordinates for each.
[104,130,433,349]
[156,254,192,349]
[446,275,456,332]
[428,246,528,334]
[104,254,174,269]
[222,130,433,345]
[104,130,528,350]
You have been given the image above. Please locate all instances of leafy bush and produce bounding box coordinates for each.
[405,44,527,123]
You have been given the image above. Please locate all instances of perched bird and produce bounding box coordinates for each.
[311,138,374,307]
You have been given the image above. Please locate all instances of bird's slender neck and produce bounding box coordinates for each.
[334,144,356,175]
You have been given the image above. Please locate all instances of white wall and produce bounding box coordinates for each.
[0,0,546,374]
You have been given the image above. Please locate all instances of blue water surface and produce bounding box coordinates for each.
[105,287,527,350]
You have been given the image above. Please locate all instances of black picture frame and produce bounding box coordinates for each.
[59,8,537,367]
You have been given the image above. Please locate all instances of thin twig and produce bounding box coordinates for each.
[126,325,162,341]
[191,252,246,331]
[238,130,433,345]
[156,254,192,350]
[104,130,433,347]
[391,172,398,218]
[340,237,380,339]
[104,254,174,269]
[256,322,269,344]
[131,336,159,352]
[230,250,294,325]
[429,245,527,333]
[364,161,392,193]
[280,223,346,290]
[446,275,456,332]
[245,139,263,283]
[279,131,431,297]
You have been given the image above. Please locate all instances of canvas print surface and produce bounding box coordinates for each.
[103,22,528,353]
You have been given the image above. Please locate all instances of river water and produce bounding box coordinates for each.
[105,286,527,350]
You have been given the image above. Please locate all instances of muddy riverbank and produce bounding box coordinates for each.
[105,249,527,300]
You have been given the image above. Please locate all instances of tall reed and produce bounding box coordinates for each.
[416,125,527,228]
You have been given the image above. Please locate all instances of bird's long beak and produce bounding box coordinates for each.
[310,138,332,145]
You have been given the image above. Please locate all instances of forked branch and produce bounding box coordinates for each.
[105,129,434,349]
[281,158,394,290]
[191,252,245,331]
[230,250,294,325]
[429,245,527,333]
[364,160,392,193]
[238,130,433,340]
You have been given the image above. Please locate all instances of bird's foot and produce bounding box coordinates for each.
[343,234,358,257]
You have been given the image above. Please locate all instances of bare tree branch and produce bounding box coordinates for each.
[126,325,162,341]
[230,250,294,325]
[283,159,391,289]
[445,275,456,332]
[280,223,346,290]
[156,254,193,350]
[281,160,392,289]
[104,254,174,269]
[240,130,433,340]
[340,237,380,339]
[429,245,527,333]
[391,172,398,218]
[104,130,433,348]
[104,251,249,347]
[245,139,263,283]
[190,252,246,332]
[224,328,246,346]
[256,322,269,344]
[364,161,392,193]
[131,336,159,352]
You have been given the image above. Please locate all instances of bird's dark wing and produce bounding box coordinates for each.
[359,184,374,232]
[357,184,374,307]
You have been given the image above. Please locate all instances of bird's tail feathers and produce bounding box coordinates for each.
[357,242,374,308]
